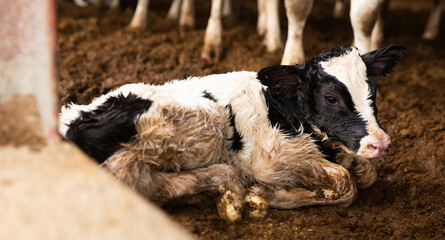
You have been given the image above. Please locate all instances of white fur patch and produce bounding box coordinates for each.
[59,71,282,176]
[320,48,389,156]
[320,48,373,121]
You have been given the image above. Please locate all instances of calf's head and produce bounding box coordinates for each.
[259,45,405,158]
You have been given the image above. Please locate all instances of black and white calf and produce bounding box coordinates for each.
[59,45,405,222]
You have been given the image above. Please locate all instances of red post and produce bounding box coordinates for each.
[0,0,59,144]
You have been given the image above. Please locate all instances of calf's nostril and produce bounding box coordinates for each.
[369,143,379,151]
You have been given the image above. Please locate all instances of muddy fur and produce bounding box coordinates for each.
[60,45,404,222]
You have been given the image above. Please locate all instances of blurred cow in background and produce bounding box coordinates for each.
[119,0,383,64]
[66,0,442,64]
[349,0,443,53]
[123,0,281,63]
[67,0,120,8]
[259,0,442,64]
[127,0,232,31]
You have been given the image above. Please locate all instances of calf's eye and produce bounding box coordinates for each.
[325,96,338,105]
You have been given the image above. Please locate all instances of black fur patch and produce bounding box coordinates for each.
[361,44,406,77]
[226,105,243,152]
[202,90,217,102]
[66,93,152,163]
[263,88,339,162]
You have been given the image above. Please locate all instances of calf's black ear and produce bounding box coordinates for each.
[257,65,304,91]
[361,44,406,77]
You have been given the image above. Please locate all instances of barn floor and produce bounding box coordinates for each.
[3,0,445,239]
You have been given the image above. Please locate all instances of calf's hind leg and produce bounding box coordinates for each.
[153,164,245,222]
[249,160,357,209]
[102,152,245,222]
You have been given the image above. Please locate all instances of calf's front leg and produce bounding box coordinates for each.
[335,152,377,188]
[250,159,357,209]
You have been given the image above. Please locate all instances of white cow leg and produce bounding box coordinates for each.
[108,0,120,9]
[179,0,195,30]
[370,12,384,51]
[222,0,232,18]
[350,0,382,53]
[128,0,150,30]
[370,0,389,51]
[167,0,183,20]
[263,0,282,52]
[73,0,88,7]
[257,0,267,36]
[202,0,223,63]
[92,0,105,8]
[333,0,346,18]
[422,0,444,40]
[281,0,313,65]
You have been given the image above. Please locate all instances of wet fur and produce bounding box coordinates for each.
[60,45,405,221]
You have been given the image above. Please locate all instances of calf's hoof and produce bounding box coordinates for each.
[216,190,243,222]
[244,193,269,219]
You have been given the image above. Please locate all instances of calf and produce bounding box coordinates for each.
[59,45,405,222]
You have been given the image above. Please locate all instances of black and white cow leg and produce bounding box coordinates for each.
[335,153,377,189]
[250,160,357,209]
[102,153,245,222]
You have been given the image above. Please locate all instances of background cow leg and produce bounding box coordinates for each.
[370,0,390,51]
[249,160,357,209]
[335,153,377,189]
[202,0,223,63]
[281,0,313,65]
[179,0,195,31]
[222,0,232,18]
[422,0,444,40]
[257,0,267,36]
[333,0,346,18]
[167,0,183,20]
[263,0,282,52]
[107,0,120,9]
[128,0,150,30]
[350,0,383,53]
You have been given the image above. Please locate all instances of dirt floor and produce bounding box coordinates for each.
[2,0,444,239]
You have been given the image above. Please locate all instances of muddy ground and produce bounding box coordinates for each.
[3,0,444,239]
